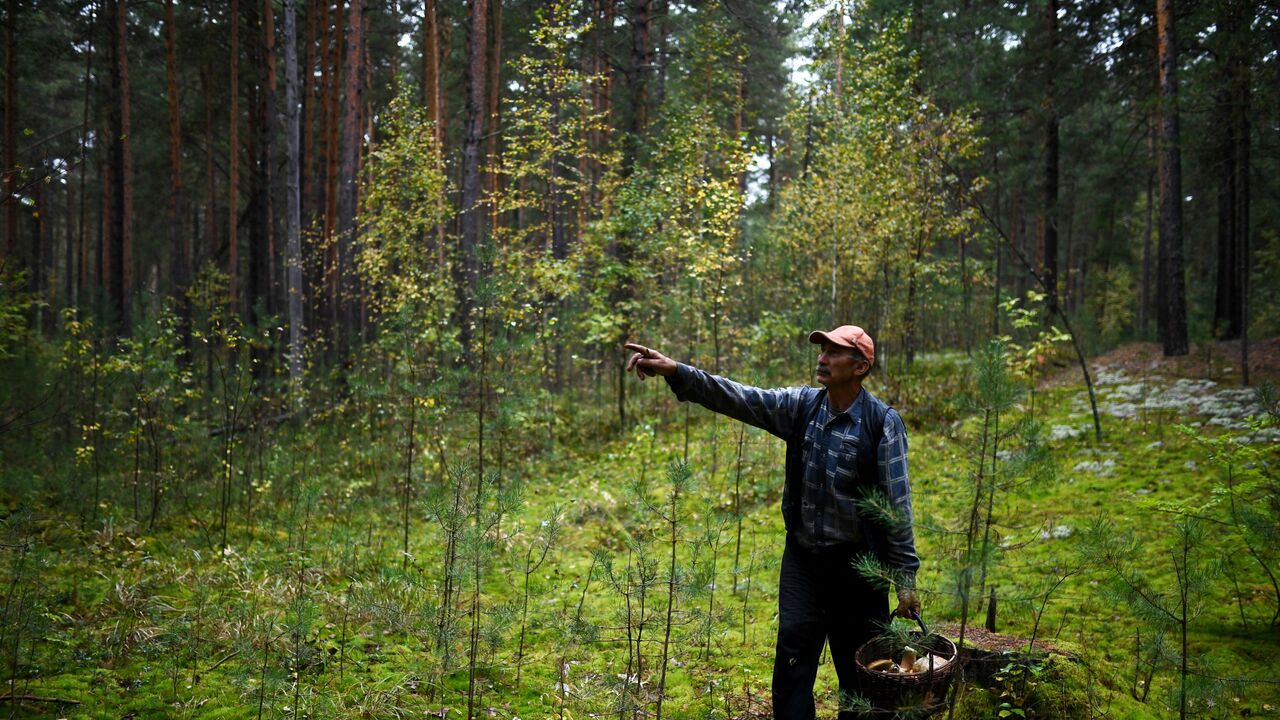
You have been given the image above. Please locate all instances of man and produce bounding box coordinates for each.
[624,325,920,719]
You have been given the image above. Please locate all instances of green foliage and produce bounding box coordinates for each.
[358,90,453,342]
[0,263,33,362]
[998,291,1072,386]
[1082,515,1224,717]
[1179,397,1280,629]
[772,11,984,349]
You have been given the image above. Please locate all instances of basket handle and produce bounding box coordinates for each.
[910,608,930,636]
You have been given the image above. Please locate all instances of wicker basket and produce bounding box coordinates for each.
[853,630,958,717]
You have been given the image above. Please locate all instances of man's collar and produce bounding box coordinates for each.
[825,385,864,421]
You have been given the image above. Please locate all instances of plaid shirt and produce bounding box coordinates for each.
[666,363,919,582]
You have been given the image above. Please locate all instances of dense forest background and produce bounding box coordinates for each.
[1,0,1278,717]
[3,0,1277,374]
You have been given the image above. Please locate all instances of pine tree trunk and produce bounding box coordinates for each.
[1212,0,1251,343]
[1213,82,1239,339]
[324,1,343,338]
[247,0,273,335]
[1234,21,1250,384]
[486,0,502,229]
[77,8,93,304]
[1041,0,1059,315]
[230,0,241,317]
[626,0,651,167]
[104,0,124,329]
[1156,0,1188,356]
[118,0,133,331]
[261,0,279,318]
[547,3,566,260]
[458,0,490,349]
[423,0,442,135]
[284,0,304,388]
[3,0,15,260]
[301,0,317,226]
[202,67,217,275]
[165,0,188,329]
[1139,113,1154,334]
[422,0,447,258]
[336,0,365,363]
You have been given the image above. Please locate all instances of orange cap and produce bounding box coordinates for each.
[808,325,875,365]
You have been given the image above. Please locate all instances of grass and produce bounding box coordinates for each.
[0,350,1276,719]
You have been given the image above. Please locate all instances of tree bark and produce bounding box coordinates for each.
[103,0,126,330]
[202,59,217,276]
[1040,0,1059,315]
[301,0,317,226]
[423,0,442,138]
[164,0,189,330]
[547,3,566,260]
[230,0,241,317]
[1212,0,1250,343]
[336,0,365,362]
[260,0,279,319]
[324,0,343,337]
[626,0,651,169]
[422,0,447,262]
[118,0,134,331]
[458,0,490,349]
[486,0,502,228]
[1139,120,1154,336]
[77,4,94,303]
[3,0,15,260]
[284,0,304,388]
[1213,80,1239,339]
[1156,0,1187,356]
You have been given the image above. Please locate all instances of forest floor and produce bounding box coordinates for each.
[0,340,1276,719]
[1044,337,1280,388]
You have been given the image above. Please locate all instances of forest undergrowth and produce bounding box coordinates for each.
[0,339,1277,720]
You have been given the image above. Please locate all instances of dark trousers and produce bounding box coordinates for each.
[772,534,888,720]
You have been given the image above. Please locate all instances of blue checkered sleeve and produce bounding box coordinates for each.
[664,363,809,440]
[878,408,920,582]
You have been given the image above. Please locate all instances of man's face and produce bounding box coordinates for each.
[815,341,869,387]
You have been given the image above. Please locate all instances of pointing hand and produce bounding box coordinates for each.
[624,342,677,380]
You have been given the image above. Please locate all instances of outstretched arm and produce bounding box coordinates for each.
[624,342,809,440]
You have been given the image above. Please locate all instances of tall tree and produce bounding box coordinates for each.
[422,0,447,255]
[485,0,502,227]
[458,0,489,347]
[1040,0,1059,314]
[626,0,652,167]
[301,0,317,226]
[3,0,15,260]
[255,0,280,321]
[118,0,133,331]
[102,0,133,331]
[1212,0,1250,343]
[77,2,95,304]
[1156,0,1188,356]
[422,0,442,136]
[230,0,241,317]
[336,0,365,359]
[323,0,342,333]
[284,0,304,387]
[164,0,187,320]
